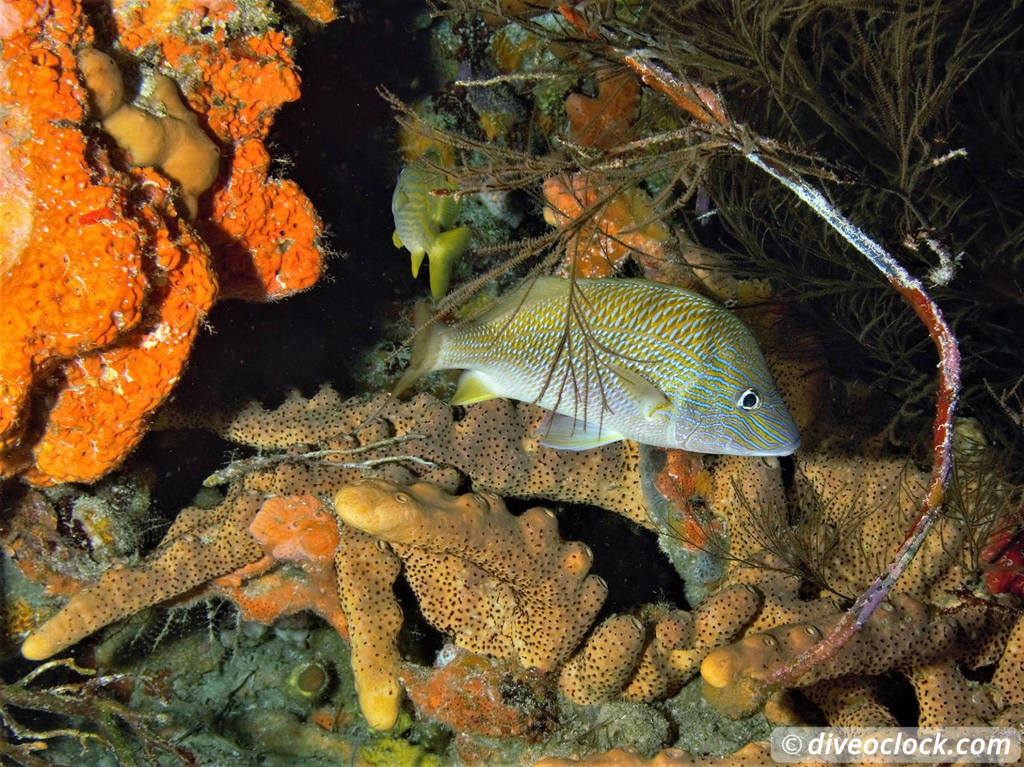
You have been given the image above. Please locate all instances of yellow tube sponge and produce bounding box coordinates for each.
[333,479,607,672]
[558,614,647,704]
[699,594,953,718]
[334,524,404,731]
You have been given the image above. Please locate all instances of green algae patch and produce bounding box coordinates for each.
[665,678,772,757]
[359,735,444,767]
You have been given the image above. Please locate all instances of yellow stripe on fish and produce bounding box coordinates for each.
[394,277,800,456]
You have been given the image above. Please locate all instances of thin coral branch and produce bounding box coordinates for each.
[743,156,960,688]
[203,436,438,487]
[557,4,962,686]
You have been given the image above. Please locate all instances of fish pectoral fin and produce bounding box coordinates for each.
[537,412,624,451]
[606,363,671,420]
[432,194,460,229]
[427,226,472,301]
[450,370,500,406]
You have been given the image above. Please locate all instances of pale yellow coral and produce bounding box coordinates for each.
[669,583,763,677]
[698,592,1019,723]
[559,615,647,704]
[334,524,404,731]
[794,453,971,601]
[77,48,220,218]
[558,595,762,707]
[910,659,1001,727]
[804,676,899,729]
[622,608,693,702]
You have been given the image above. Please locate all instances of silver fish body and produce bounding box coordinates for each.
[396,277,800,456]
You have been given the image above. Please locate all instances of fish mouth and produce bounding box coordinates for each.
[681,417,801,457]
[697,439,800,458]
[750,435,801,457]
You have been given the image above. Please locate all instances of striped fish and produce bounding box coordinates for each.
[395,277,800,456]
[391,160,472,302]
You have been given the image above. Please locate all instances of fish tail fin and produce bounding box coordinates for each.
[392,303,446,397]
[427,226,471,301]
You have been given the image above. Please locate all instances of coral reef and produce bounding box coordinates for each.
[0,658,188,763]
[194,386,652,527]
[20,376,1023,759]
[0,0,325,485]
[558,615,647,705]
[4,1,1024,763]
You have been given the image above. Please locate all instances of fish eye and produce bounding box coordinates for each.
[737,388,761,410]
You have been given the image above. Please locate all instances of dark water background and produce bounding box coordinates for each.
[142,0,433,510]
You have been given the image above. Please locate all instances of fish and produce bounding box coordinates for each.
[394,277,800,456]
[391,159,472,302]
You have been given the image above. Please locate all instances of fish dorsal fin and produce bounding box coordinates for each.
[476,275,570,327]
[606,362,671,420]
[538,412,623,450]
[451,370,500,406]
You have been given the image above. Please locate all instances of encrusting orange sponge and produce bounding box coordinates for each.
[148,23,325,300]
[565,69,640,150]
[0,0,327,483]
[0,0,216,484]
[543,173,673,278]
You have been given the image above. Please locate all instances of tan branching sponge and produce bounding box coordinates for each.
[334,524,404,731]
[333,479,607,672]
[22,491,264,660]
